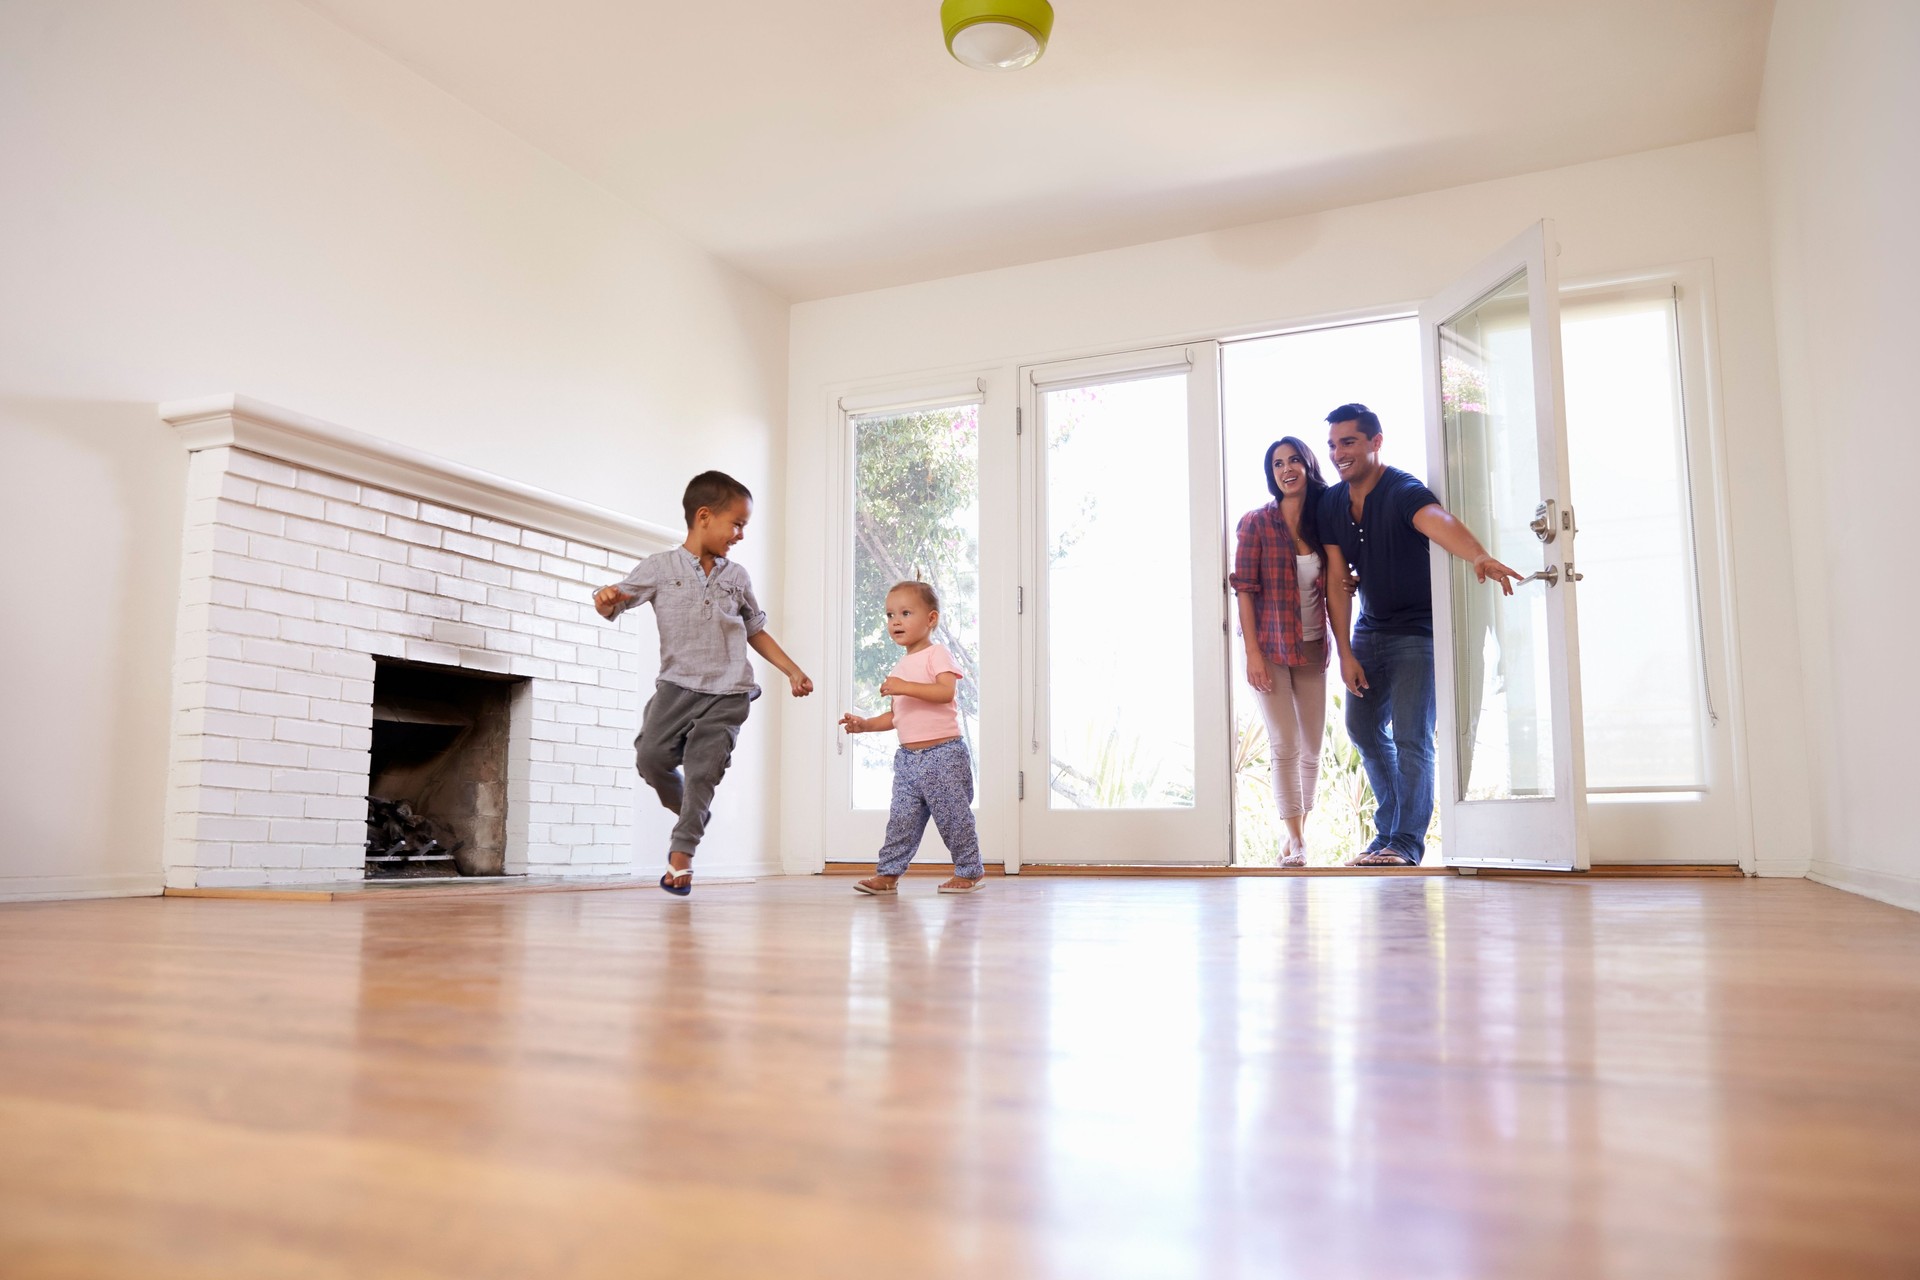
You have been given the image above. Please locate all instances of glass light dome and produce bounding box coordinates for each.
[941,0,1054,72]
[949,20,1043,71]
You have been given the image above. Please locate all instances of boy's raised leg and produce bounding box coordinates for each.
[635,691,690,816]
[669,695,751,858]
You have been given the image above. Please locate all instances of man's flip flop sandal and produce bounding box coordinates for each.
[853,878,897,895]
[659,866,692,896]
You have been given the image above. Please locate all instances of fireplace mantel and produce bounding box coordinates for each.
[161,394,678,560]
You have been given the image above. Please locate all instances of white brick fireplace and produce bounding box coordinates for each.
[160,395,677,889]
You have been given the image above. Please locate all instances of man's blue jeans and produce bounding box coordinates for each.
[1344,630,1436,862]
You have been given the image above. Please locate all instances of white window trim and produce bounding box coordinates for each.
[1558,260,1755,869]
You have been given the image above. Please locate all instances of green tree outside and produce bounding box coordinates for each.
[851,406,981,760]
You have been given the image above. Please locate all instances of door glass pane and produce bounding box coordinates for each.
[1439,269,1555,800]
[1562,293,1707,789]
[849,403,980,809]
[1043,374,1194,808]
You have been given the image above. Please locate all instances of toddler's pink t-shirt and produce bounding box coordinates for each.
[889,644,964,743]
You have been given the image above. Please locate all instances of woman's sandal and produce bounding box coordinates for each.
[659,864,693,896]
[937,877,984,895]
[853,877,898,895]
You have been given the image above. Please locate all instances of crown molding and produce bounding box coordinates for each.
[160,394,679,559]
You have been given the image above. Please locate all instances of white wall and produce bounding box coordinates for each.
[784,134,1814,876]
[0,0,790,899]
[1760,1,1920,911]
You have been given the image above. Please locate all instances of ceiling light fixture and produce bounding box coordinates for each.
[941,0,1054,72]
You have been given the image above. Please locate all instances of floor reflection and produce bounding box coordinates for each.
[350,898,524,1147]
[324,876,1726,1279]
[1009,877,1620,1276]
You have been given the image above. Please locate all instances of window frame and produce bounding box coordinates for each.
[1556,262,1753,866]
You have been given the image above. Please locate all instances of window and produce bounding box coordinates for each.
[848,401,981,808]
[1040,375,1197,809]
[1560,287,1710,791]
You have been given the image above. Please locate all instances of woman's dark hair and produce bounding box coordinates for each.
[1264,436,1327,501]
[1263,436,1329,563]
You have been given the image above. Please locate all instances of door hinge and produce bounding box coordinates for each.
[1018,771,1026,800]
[1016,406,1023,435]
[1017,586,1024,614]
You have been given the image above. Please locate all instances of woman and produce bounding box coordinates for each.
[1230,437,1332,867]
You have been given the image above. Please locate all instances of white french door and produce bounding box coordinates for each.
[824,382,996,867]
[1422,222,1590,871]
[1016,345,1231,866]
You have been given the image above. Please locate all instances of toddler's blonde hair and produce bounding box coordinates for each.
[889,580,940,612]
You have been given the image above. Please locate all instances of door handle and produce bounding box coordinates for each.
[1516,565,1560,588]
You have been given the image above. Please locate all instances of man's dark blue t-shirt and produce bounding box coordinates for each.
[1318,467,1442,637]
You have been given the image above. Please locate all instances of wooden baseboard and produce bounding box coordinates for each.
[821,861,1743,881]
[819,862,1448,878]
[820,863,1008,877]
[1807,860,1920,912]
[1473,864,1744,879]
[162,874,757,902]
[0,873,165,903]
[1020,863,1452,877]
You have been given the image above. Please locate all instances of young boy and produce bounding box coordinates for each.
[594,471,812,895]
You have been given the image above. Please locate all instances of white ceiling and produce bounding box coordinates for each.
[299,0,1774,301]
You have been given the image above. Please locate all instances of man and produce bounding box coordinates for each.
[1320,403,1520,866]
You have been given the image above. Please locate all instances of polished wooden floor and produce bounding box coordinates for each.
[3,876,1918,1279]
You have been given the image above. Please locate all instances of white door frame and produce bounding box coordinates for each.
[822,375,1019,869]
[1016,343,1232,867]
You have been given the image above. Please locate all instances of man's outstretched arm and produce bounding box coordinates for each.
[1411,504,1522,595]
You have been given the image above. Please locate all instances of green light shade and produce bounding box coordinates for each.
[941,0,1055,71]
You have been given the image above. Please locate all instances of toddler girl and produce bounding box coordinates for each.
[839,581,984,895]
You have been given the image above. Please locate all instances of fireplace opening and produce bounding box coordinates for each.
[366,660,525,879]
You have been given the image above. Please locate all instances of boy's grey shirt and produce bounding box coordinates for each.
[607,547,768,697]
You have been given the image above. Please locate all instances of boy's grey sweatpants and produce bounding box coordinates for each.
[634,682,752,857]
[876,739,984,879]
